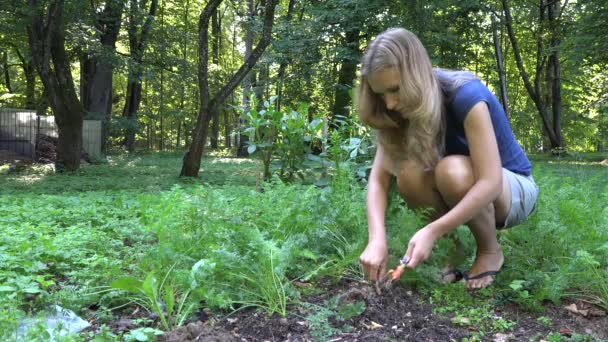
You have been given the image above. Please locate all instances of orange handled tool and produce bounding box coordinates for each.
[375,256,409,294]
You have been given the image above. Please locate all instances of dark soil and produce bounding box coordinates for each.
[36,134,91,164]
[157,279,608,342]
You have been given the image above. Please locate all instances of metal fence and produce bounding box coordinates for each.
[0,107,101,159]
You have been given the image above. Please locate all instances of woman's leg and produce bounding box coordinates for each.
[434,155,511,288]
[396,160,465,282]
[396,156,512,288]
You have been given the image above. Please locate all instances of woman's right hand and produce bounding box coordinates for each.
[359,240,388,281]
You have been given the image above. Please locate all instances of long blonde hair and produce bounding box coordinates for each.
[357,28,445,169]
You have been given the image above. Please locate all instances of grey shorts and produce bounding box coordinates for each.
[501,168,539,229]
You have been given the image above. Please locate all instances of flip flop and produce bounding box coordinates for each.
[463,270,501,281]
[440,269,464,283]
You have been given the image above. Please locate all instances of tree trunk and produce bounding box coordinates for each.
[159,0,165,151]
[548,0,563,147]
[223,106,231,148]
[1,51,12,93]
[237,0,255,157]
[36,89,49,116]
[502,0,563,148]
[330,28,360,130]
[80,0,124,154]
[159,68,164,151]
[181,0,279,177]
[122,0,158,152]
[11,45,38,109]
[210,7,221,149]
[123,81,142,150]
[24,63,36,109]
[491,14,509,117]
[27,0,84,171]
[176,0,191,150]
[276,0,297,113]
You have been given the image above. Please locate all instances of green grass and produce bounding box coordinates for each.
[0,152,606,340]
[0,151,259,195]
[529,151,607,163]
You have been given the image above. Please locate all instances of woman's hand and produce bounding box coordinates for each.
[404,226,438,268]
[359,240,388,281]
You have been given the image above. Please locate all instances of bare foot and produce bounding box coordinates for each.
[465,249,504,289]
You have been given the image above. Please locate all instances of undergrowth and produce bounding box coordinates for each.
[1,152,606,340]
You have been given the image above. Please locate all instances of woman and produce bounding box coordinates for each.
[357,28,538,289]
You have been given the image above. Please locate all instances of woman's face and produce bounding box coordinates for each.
[367,67,402,112]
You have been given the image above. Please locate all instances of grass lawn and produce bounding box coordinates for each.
[1,152,606,340]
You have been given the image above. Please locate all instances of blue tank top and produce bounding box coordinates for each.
[443,78,532,176]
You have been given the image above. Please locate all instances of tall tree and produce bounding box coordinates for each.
[236,0,255,157]
[307,0,389,130]
[274,0,296,113]
[492,14,509,116]
[0,2,38,109]
[10,45,37,109]
[503,0,564,149]
[123,0,158,152]
[1,50,12,93]
[180,0,278,177]
[26,0,84,171]
[80,0,125,153]
[175,0,192,150]
[330,27,359,129]
[209,6,221,149]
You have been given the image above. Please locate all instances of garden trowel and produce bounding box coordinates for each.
[375,256,409,295]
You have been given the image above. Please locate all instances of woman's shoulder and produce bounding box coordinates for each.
[451,79,489,101]
[445,80,491,122]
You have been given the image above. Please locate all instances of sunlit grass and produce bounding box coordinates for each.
[0,152,258,194]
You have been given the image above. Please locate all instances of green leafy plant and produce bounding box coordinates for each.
[239,95,281,180]
[304,295,366,341]
[432,287,515,336]
[537,315,552,327]
[122,327,164,342]
[274,102,324,181]
[239,96,324,181]
[111,267,196,331]
[189,232,296,317]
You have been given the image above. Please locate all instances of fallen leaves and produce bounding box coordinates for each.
[361,321,385,330]
[564,303,607,317]
[493,333,515,342]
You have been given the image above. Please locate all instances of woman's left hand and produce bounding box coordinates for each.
[404,226,438,268]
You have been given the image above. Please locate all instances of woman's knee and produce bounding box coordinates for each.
[434,155,475,202]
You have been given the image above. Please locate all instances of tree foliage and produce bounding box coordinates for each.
[0,0,606,173]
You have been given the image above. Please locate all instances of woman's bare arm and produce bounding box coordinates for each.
[427,101,503,237]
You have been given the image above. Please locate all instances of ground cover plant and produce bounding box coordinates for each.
[1,152,607,341]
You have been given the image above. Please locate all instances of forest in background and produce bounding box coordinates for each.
[0,0,606,172]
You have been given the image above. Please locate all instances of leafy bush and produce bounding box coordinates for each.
[239,95,323,181]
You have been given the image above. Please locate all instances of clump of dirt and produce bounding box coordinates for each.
[158,321,237,342]
[36,134,58,164]
[36,134,91,164]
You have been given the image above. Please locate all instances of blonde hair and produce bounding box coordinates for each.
[357,28,445,169]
